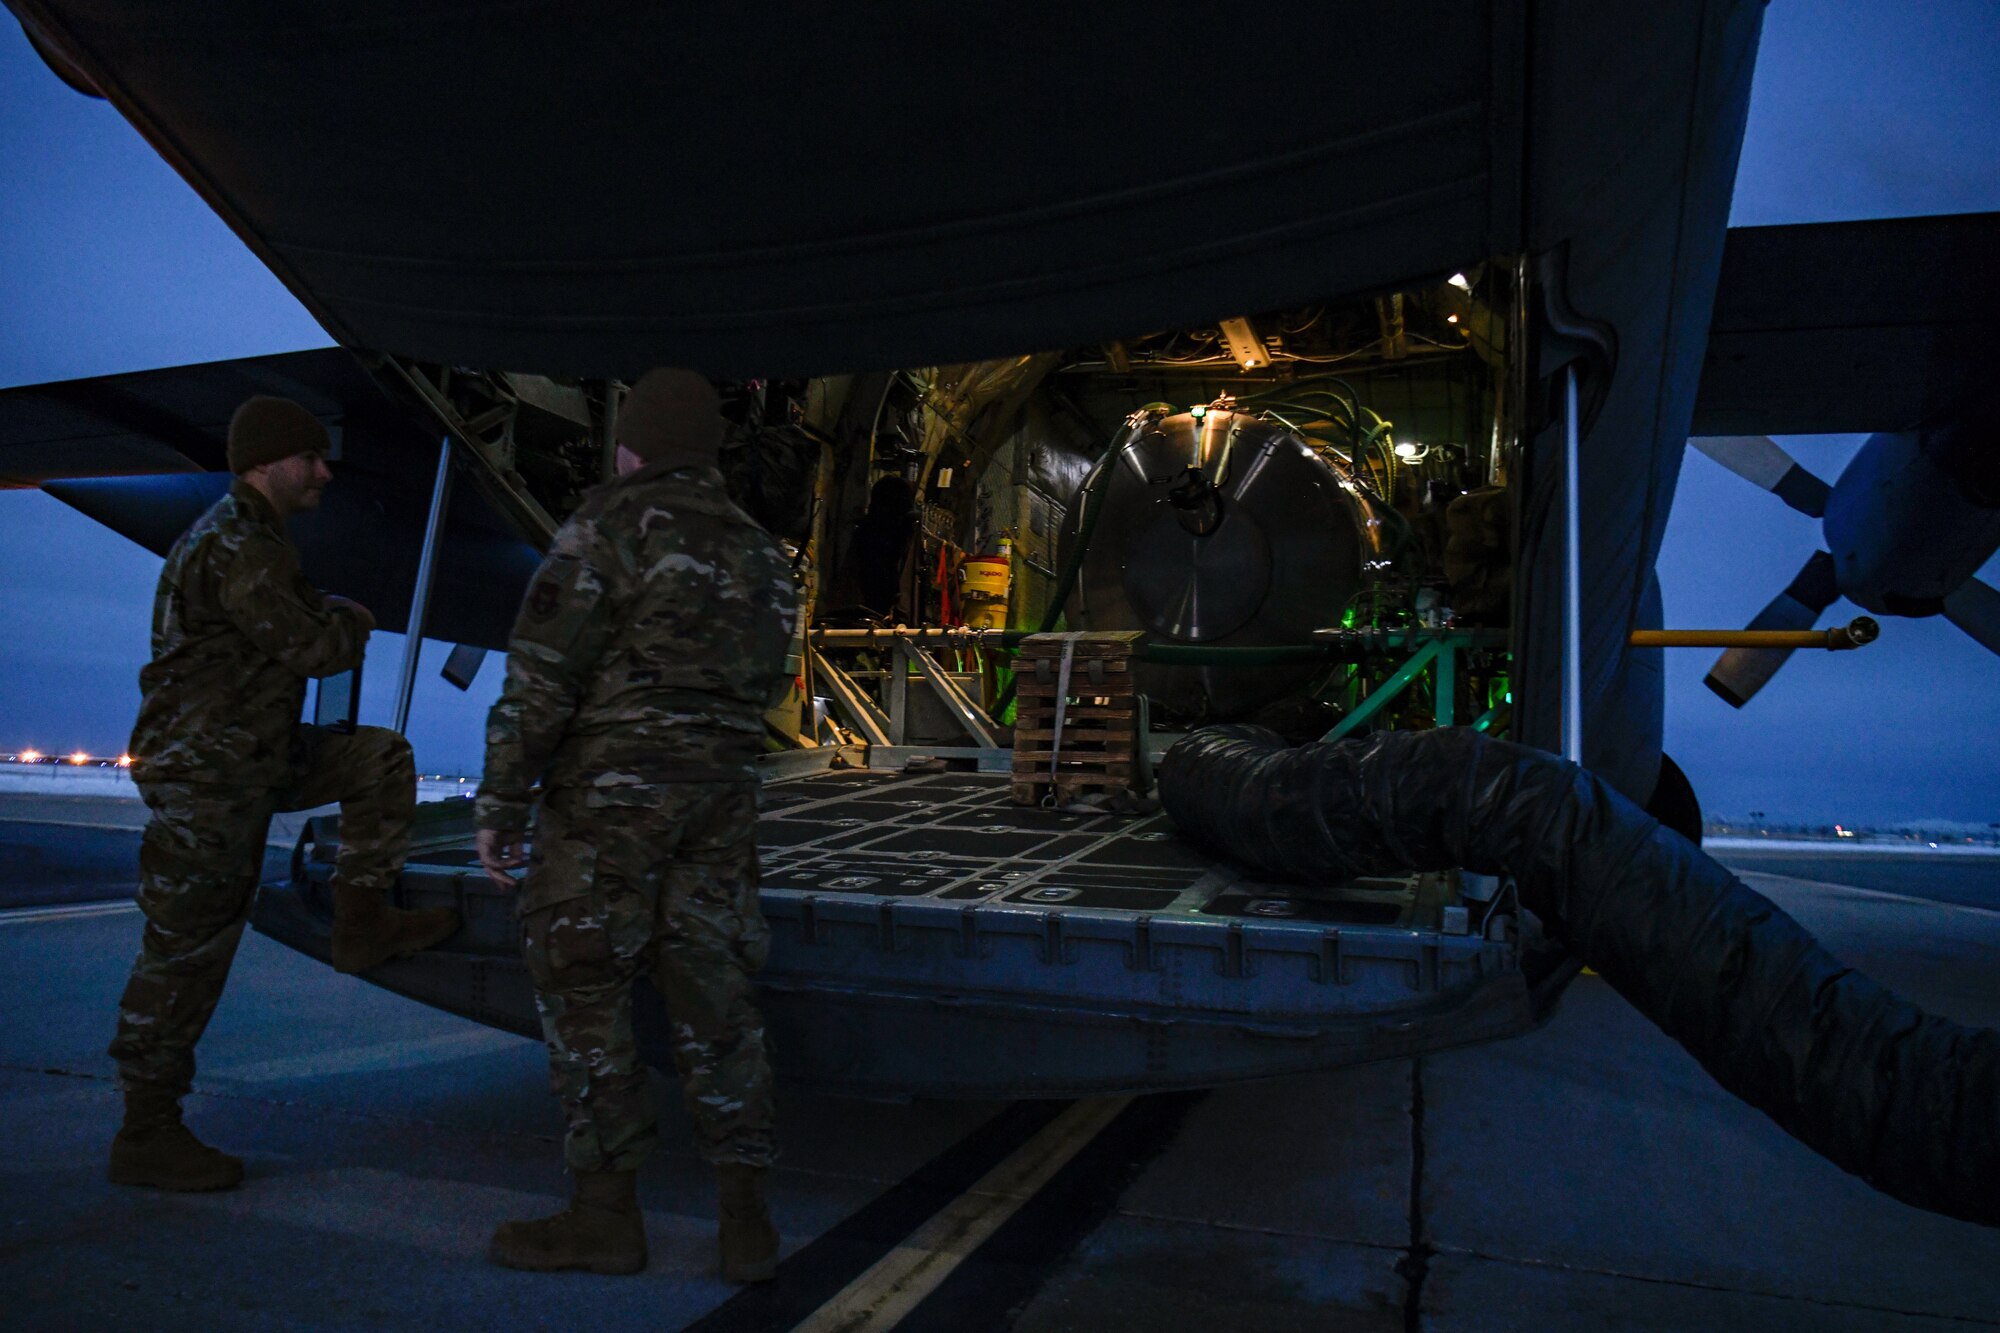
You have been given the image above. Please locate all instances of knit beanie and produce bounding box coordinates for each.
[618,368,723,468]
[228,396,330,474]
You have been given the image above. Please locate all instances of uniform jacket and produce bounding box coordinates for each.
[477,462,799,832]
[129,481,368,786]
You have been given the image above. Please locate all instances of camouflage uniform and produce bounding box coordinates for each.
[110,482,404,1098]
[479,462,796,1173]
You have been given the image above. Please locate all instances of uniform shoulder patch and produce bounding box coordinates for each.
[512,553,607,654]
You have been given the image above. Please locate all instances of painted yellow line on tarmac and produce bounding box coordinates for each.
[0,899,139,927]
[790,1095,1132,1333]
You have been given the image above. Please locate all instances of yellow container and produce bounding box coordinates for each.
[963,599,1008,629]
[959,555,1011,600]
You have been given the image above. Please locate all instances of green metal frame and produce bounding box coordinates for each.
[1322,632,1488,742]
[965,628,1509,741]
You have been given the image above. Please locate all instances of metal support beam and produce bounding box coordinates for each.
[886,650,909,744]
[1322,639,1446,742]
[1561,364,1583,766]
[810,626,1025,650]
[806,625,1511,659]
[594,379,623,485]
[810,648,894,747]
[1434,633,1457,727]
[392,439,453,735]
[896,641,1001,748]
[372,355,557,548]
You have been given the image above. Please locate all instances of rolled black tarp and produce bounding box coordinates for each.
[1159,725,2000,1227]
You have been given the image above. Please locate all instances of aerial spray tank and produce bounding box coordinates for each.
[1063,403,1400,720]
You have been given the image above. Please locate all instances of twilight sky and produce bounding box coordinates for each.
[2,3,1997,822]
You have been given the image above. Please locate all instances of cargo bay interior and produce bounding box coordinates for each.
[791,263,1520,743]
[256,262,1551,1100]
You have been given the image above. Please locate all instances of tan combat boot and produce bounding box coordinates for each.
[107,1087,243,1192]
[717,1163,779,1283]
[330,882,459,975]
[490,1170,647,1275]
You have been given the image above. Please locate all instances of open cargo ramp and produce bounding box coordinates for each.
[253,756,1556,1100]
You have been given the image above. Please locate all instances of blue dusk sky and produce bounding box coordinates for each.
[2,3,1997,823]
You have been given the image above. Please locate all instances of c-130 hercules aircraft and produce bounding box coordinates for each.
[3,2,1996,1223]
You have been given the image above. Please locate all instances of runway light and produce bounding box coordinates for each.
[69,751,88,765]
[1447,272,1471,291]
[19,749,40,763]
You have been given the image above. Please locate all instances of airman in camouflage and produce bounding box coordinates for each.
[477,368,797,1281]
[107,396,458,1195]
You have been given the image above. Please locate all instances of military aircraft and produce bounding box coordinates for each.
[4,3,1997,1111]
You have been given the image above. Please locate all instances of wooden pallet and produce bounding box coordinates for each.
[1012,632,1145,805]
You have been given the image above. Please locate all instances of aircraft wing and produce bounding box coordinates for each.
[0,349,540,649]
[3,346,376,489]
[1691,212,2000,436]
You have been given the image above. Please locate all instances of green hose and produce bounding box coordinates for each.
[1135,643,1346,666]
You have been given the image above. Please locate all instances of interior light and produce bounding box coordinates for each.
[1217,316,1271,370]
[1446,313,1460,324]
[1394,441,1420,459]
[1447,272,1471,291]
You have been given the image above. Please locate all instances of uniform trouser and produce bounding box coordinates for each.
[108,725,416,1098]
[519,782,774,1173]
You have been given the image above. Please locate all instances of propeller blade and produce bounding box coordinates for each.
[1704,551,1841,708]
[1689,435,1831,518]
[1943,577,2000,656]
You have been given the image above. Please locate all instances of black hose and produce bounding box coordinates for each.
[1157,725,2000,1226]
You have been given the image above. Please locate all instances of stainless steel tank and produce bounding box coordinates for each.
[1067,405,1394,719]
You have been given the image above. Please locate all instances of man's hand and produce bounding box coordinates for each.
[326,595,376,632]
[476,827,528,889]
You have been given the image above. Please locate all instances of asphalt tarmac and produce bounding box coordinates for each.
[2,802,1997,1330]
[1709,845,2000,912]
